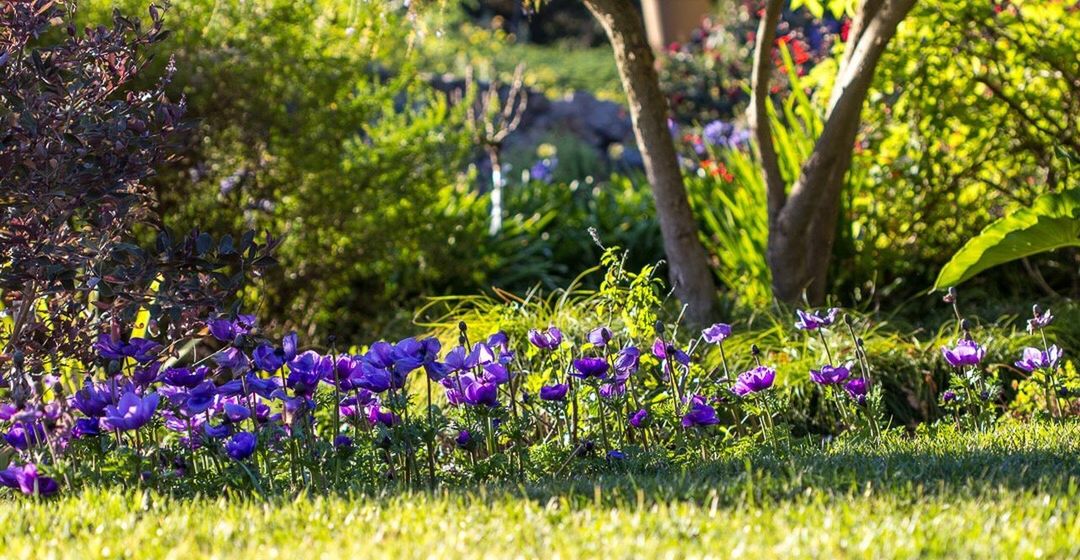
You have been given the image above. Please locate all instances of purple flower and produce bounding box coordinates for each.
[252,332,298,373]
[207,314,256,343]
[794,308,840,331]
[809,364,850,386]
[629,408,648,428]
[651,339,691,366]
[539,384,569,402]
[599,382,626,399]
[418,337,447,381]
[94,334,161,363]
[528,326,563,350]
[1015,346,1062,372]
[71,418,101,439]
[161,366,208,389]
[356,363,393,393]
[447,374,500,407]
[529,158,557,183]
[701,120,749,149]
[607,450,626,460]
[225,432,257,460]
[587,327,614,347]
[287,350,332,396]
[223,402,251,423]
[443,346,470,372]
[571,357,609,379]
[844,378,868,404]
[681,396,720,428]
[702,323,732,344]
[213,348,248,372]
[733,366,776,396]
[455,429,471,448]
[943,390,957,403]
[2,464,58,497]
[71,382,113,417]
[613,346,641,377]
[101,391,160,432]
[4,423,45,450]
[367,405,398,427]
[203,422,232,439]
[182,382,217,415]
[334,435,353,449]
[941,339,986,368]
[1027,306,1054,333]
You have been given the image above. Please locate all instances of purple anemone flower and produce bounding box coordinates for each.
[203,423,232,439]
[941,339,986,368]
[4,422,45,450]
[607,450,626,460]
[733,366,776,396]
[587,327,614,347]
[599,382,626,399]
[1027,306,1054,333]
[71,382,113,417]
[527,326,563,350]
[463,380,499,407]
[794,308,840,331]
[102,391,159,432]
[213,348,248,372]
[252,332,298,373]
[334,435,353,449]
[225,432,257,460]
[161,366,208,389]
[223,402,251,423]
[1015,346,1062,372]
[702,323,732,344]
[943,390,957,403]
[571,357,609,379]
[455,429,471,448]
[72,418,101,439]
[681,396,720,428]
[94,335,161,363]
[539,384,569,402]
[809,364,851,386]
[629,408,648,428]
[366,404,399,427]
[651,340,691,371]
[613,346,641,377]
[1,463,58,497]
[844,378,868,404]
[207,314,256,343]
[182,382,217,415]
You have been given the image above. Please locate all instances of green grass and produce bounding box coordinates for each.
[6,421,1080,558]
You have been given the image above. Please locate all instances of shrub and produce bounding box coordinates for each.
[0,1,272,384]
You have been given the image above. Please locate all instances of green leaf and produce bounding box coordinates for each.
[934,188,1080,289]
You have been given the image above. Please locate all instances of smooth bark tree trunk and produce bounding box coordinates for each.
[584,0,717,323]
[750,0,917,304]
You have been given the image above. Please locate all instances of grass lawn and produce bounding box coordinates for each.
[5,422,1079,559]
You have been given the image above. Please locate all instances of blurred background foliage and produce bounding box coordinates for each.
[77,0,1078,343]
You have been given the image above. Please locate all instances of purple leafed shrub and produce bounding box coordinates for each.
[0,1,276,400]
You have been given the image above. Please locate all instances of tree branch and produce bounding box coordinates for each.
[748,0,786,224]
[781,0,917,236]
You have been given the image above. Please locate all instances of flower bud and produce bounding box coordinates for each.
[751,344,761,357]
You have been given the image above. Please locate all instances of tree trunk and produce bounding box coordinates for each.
[584,0,717,323]
[750,0,917,304]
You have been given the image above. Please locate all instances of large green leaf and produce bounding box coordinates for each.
[934,189,1080,289]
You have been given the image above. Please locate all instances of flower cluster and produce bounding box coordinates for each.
[0,297,1066,496]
